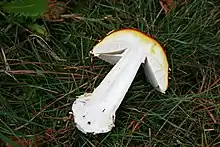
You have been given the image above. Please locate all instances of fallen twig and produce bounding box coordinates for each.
[1,48,10,71]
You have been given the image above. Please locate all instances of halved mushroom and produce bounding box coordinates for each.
[72,28,169,134]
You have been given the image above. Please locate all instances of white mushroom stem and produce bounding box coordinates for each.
[72,44,151,134]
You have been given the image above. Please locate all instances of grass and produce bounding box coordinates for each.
[0,0,220,146]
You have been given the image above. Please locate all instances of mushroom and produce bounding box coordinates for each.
[72,28,169,134]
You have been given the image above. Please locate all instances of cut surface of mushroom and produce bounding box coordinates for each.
[72,28,169,134]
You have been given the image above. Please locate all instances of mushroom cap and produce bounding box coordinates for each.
[90,28,169,93]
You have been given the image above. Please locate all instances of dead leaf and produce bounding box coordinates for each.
[159,0,176,14]
[159,0,189,14]
[41,0,67,22]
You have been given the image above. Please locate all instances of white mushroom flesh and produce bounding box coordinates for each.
[72,29,168,134]
[72,44,151,134]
